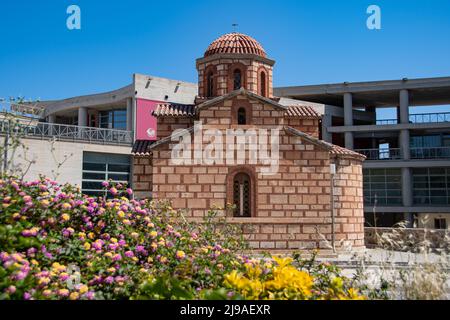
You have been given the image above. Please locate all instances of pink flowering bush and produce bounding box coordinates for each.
[0,176,247,300]
[0,176,369,300]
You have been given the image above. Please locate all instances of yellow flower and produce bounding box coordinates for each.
[273,256,293,268]
[61,203,71,210]
[31,259,39,266]
[88,232,95,239]
[69,292,79,300]
[40,199,50,207]
[83,242,91,250]
[117,210,125,218]
[61,213,70,221]
[104,252,113,258]
[110,237,118,243]
[175,250,186,259]
[78,285,89,294]
[149,231,157,239]
[107,267,116,273]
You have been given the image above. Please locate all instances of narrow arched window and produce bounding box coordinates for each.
[237,107,246,125]
[233,173,251,217]
[260,71,266,97]
[233,69,242,90]
[207,72,214,97]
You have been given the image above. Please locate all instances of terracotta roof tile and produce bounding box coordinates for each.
[131,140,152,156]
[152,103,195,117]
[204,33,267,57]
[285,105,321,119]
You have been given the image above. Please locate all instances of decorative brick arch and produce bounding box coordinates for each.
[226,166,257,217]
[227,62,248,93]
[203,65,218,97]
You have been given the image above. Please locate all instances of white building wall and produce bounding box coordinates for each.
[1,137,131,186]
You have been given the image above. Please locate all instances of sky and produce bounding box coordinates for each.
[1,0,450,119]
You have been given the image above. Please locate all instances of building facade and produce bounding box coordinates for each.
[275,78,450,230]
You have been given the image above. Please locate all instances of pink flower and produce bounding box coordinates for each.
[124,251,134,258]
[126,188,133,195]
[112,254,122,261]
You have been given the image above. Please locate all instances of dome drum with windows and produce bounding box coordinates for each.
[197,32,274,98]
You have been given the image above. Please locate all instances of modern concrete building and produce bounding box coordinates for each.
[275,77,450,229]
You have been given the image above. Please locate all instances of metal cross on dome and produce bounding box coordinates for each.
[232,23,238,32]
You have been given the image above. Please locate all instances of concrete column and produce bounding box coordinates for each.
[399,90,410,160]
[78,107,87,127]
[401,167,413,207]
[399,90,409,124]
[343,93,354,149]
[126,98,133,132]
[399,89,413,225]
[321,114,332,143]
[47,114,56,123]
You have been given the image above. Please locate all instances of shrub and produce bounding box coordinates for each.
[0,176,365,300]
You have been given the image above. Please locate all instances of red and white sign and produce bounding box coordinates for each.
[135,98,159,141]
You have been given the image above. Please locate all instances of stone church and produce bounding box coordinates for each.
[132,33,366,251]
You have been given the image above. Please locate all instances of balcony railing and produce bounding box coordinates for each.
[410,147,450,159]
[355,148,402,160]
[376,112,450,125]
[0,119,133,146]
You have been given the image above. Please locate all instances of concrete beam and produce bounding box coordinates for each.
[362,160,450,169]
[328,121,450,133]
[364,206,450,213]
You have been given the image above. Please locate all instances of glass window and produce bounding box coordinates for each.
[233,173,251,217]
[82,152,131,196]
[363,168,402,206]
[413,168,450,205]
[99,109,127,130]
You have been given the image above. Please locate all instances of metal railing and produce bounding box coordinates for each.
[376,112,450,125]
[355,148,402,160]
[0,119,133,146]
[410,147,450,159]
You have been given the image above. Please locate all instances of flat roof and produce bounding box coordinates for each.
[274,76,450,108]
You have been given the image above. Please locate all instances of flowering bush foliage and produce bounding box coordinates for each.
[0,176,365,300]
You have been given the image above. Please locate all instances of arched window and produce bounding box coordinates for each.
[237,107,247,125]
[233,173,251,217]
[233,69,242,90]
[206,72,214,97]
[260,71,267,97]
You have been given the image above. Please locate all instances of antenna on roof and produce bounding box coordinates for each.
[232,23,238,32]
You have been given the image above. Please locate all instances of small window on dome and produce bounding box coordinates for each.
[233,69,242,90]
[207,72,214,97]
[237,107,246,125]
[260,71,267,97]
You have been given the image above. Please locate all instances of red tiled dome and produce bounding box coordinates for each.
[204,33,267,58]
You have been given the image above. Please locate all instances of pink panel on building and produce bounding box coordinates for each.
[135,98,160,141]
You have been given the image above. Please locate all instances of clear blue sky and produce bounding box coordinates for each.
[1,0,450,118]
